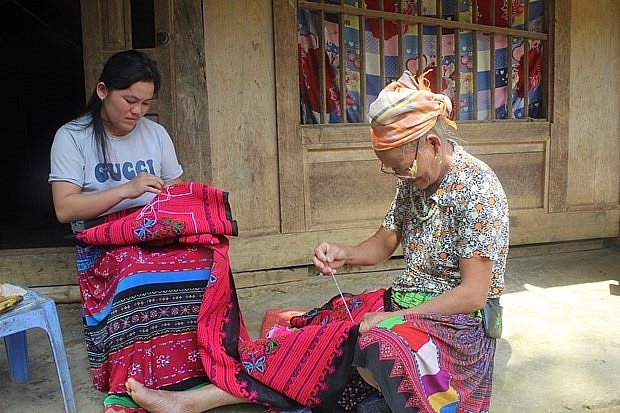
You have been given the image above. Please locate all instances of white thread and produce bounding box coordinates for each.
[327,269,355,323]
[135,182,199,233]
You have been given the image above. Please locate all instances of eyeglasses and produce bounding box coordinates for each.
[380,139,420,179]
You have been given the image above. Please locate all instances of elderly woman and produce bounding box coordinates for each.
[314,70,510,412]
[121,71,509,413]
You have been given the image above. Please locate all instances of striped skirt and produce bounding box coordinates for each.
[76,243,213,394]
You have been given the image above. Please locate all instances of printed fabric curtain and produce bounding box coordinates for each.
[298,0,545,124]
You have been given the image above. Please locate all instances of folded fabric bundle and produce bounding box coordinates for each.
[75,181,238,246]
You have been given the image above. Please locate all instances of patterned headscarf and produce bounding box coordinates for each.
[369,70,457,151]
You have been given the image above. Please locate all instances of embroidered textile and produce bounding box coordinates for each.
[75,182,237,395]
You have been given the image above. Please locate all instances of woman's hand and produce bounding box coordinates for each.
[313,228,401,276]
[51,173,172,223]
[121,172,165,199]
[313,242,348,275]
[359,311,398,334]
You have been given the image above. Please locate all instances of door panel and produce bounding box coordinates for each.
[80,0,174,132]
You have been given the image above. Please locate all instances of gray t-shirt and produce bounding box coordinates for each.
[49,115,183,215]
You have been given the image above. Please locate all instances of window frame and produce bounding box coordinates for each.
[273,0,568,235]
[296,0,550,125]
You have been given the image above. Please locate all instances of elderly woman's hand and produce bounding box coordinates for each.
[359,311,399,334]
[313,242,348,275]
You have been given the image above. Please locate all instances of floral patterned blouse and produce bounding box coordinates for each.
[382,140,509,298]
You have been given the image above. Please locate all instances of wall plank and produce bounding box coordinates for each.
[548,0,570,212]
[274,0,306,233]
[203,0,281,236]
[567,0,620,206]
[172,0,210,183]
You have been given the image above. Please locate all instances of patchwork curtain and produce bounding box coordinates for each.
[298,0,545,124]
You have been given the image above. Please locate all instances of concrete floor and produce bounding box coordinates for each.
[1,246,619,413]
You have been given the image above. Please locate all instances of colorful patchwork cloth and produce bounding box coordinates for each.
[298,1,545,124]
[354,307,495,412]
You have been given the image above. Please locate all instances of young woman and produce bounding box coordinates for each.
[49,50,246,412]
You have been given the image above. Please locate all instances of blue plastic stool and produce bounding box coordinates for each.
[0,287,76,413]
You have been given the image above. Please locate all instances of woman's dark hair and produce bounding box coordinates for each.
[76,49,161,165]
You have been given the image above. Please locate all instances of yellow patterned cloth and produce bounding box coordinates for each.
[369,70,456,151]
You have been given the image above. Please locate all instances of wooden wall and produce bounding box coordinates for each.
[0,0,618,299]
[567,1,619,208]
[201,1,281,237]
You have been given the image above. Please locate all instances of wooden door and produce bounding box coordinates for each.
[80,0,174,133]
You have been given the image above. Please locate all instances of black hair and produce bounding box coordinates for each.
[73,49,160,166]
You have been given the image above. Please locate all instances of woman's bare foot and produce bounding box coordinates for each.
[125,378,190,413]
[125,377,250,413]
